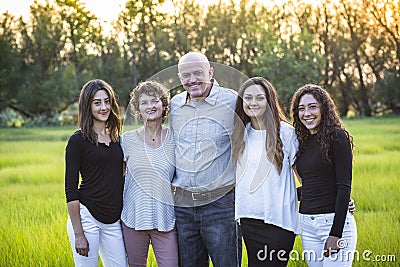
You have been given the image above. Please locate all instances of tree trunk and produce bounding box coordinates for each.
[354,53,372,116]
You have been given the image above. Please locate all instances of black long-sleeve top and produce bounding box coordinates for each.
[296,128,352,238]
[65,130,124,224]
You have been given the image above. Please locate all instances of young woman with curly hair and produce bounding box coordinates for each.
[290,84,357,267]
[232,77,300,267]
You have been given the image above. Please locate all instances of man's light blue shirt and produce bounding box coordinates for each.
[169,82,237,192]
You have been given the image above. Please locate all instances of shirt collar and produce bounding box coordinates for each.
[182,79,220,106]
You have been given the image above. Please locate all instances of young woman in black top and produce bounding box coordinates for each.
[290,84,357,267]
[65,79,127,266]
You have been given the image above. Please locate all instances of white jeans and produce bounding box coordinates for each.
[67,204,127,267]
[300,212,357,267]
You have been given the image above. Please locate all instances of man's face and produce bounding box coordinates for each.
[178,60,214,101]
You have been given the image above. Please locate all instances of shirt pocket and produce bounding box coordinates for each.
[212,119,228,145]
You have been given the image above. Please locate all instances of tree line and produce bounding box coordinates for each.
[0,0,399,124]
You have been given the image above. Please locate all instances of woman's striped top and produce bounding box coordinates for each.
[120,128,175,232]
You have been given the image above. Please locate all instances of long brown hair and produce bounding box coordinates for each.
[290,84,354,162]
[78,79,121,144]
[231,77,287,173]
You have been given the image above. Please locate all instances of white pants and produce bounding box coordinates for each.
[67,204,127,267]
[300,212,357,267]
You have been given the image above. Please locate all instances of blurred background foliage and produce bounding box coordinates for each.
[0,0,399,127]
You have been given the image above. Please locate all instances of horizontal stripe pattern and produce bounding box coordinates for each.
[121,128,175,232]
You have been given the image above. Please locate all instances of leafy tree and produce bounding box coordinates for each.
[363,0,400,63]
[338,0,373,116]
[0,12,23,113]
[116,0,169,88]
[15,0,77,118]
[168,0,204,58]
[56,0,100,85]
[96,34,133,107]
[375,69,400,114]
[254,33,324,114]
[1,0,398,125]
[363,0,400,114]
[252,2,325,114]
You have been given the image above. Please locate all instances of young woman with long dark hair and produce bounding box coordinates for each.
[65,79,127,267]
[232,77,300,267]
[290,84,357,267]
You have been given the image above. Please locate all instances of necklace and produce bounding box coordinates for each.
[141,127,162,144]
[148,131,161,142]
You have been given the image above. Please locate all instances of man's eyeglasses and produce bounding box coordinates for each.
[180,70,205,79]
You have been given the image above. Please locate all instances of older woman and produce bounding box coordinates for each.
[120,80,178,267]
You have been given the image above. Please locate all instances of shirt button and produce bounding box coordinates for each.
[311,216,315,220]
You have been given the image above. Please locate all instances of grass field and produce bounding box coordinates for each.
[0,116,399,266]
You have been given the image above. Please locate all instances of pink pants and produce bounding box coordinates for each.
[121,221,178,267]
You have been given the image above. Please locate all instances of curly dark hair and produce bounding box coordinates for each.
[130,80,170,120]
[232,77,287,173]
[290,84,354,163]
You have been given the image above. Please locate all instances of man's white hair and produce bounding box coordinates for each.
[178,52,211,70]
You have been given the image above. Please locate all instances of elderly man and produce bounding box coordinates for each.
[169,51,240,267]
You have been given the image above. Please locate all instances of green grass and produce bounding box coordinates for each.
[1,117,399,266]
